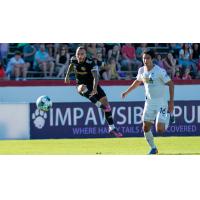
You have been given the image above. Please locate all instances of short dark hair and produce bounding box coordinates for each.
[143,48,155,59]
[15,51,21,56]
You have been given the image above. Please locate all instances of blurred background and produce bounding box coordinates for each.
[0,43,199,81]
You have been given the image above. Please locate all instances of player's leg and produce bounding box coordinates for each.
[155,105,170,133]
[143,121,158,154]
[99,96,122,137]
[156,121,166,133]
[97,86,122,137]
[77,84,105,109]
[98,95,111,111]
[142,103,158,154]
[78,84,122,137]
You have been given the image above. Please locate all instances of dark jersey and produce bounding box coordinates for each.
[70,56,98,85]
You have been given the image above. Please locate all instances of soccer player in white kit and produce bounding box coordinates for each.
[121,49,174,154]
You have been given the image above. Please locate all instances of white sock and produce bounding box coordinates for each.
[144,130,156,149]
[95,101,102,108]
[109,124,115,131]
[165,113,170,130]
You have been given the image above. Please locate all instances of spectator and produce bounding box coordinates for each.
[178,43,196,73]
[34,44,55,77]
[107,44,121,69]
[0,60,6,80]
[191,43,200,67]
[154,54,164,69]
[33,43,41,51]
[163,53,177,78]
[182,68,192,80]
[67,43,80,55]
[55,45,70,78]
[23,43,36,69]
[99,57,120,80]
[169,43,183,59]
[120,43,142,78]
[96,43,106,59]
[95,51,105,68]
[99,65,110,80]
[17,43,27,53]
[0,43,9,62]
[86,43,97,59]
[54,43,61,55]
[46,43,55,59]
[136,43,147,62]
[192,43,200,59]
[104,43,117,53]
[108,57,120,80]
[196,59,200,79]
[173,70,181,80]
[6,51,30,80]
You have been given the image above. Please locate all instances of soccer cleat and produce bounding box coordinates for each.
[109,128,123,138]
[148,148,158,155]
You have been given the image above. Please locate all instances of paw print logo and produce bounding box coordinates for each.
[32,109,47,129]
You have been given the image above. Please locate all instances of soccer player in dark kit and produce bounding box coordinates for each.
[64,46,122,137]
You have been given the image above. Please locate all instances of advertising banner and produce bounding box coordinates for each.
[0,103,29,139]
[30,101,200,139]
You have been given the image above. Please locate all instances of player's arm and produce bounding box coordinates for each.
[90,66,99,96]
[166,80,174,113]
[64,63,74,84]
[121,80,142,99]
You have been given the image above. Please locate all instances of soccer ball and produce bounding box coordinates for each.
[36,95,52,112]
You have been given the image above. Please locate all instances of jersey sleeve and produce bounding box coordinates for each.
[136,68,143,81]
[91,65,99,72]
[90,60,99,72]
[70,56,77,64]
[160,68,171,83]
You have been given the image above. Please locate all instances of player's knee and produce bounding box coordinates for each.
[143,124,150,132]
[77,84,87,94]
[102,104,111,112]
[156,127,165,133]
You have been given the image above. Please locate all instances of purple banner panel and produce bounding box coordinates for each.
[30,101,200,139]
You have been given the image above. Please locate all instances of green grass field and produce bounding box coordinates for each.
[0,136,200,155]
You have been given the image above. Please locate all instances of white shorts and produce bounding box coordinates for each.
[142,102,170,128]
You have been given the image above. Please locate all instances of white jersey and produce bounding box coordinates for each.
[136,65,171,104]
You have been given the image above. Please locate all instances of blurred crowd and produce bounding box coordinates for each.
[0,43,200,81]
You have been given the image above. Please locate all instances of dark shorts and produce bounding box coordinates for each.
[77,84,106,101]
[99,69,106,79]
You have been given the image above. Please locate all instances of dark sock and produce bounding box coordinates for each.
[105,111,114,125]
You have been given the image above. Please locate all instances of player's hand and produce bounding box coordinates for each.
[64,77,70,84]
[90,88,97,97]
[168,100,174,113]
[121,91,128,99]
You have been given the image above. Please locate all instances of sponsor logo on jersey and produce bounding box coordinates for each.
[149,77,153,83]
[77,71,88,75]
[81,67,86,71]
